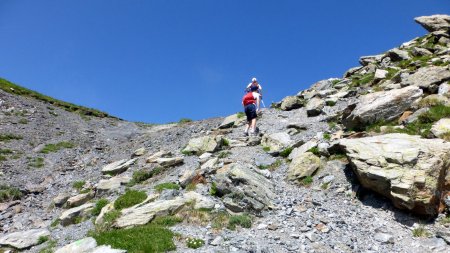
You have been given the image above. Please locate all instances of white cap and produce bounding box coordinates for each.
[252,77,257,82]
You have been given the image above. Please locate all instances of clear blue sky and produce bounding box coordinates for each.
[0,1,448,123]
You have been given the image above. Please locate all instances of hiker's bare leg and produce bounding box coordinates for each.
[244,123,250,133]
[250,119,256,132]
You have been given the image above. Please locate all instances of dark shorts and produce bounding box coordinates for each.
[244,104,257,122]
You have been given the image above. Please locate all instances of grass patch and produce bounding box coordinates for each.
[151,216,183,227]
[258,159,283,170]
[28,157,45,168]
[307,147,320,156]
[218,151,231,159]
[37,236,49,244]
[39,141,75,154]
[279,147,293,158]
[181,149,195,156]
[440,132,450,141]
[185,183,197,191]
[0,185,22,203]
[0,78,112,118]
[321,182,330,190]
[0,155,6,161]
[72,180,86,191]
[178,118,193,124]
[92,199,109,216]
[209,182,218,196]
[412,226,429,237]
[50,219,60,228]
[38,239,57,253]
[154,182,180,193]
[328,121,337,129]
[92,223,176,252]
[0,134,22,142]
[222,138,230,147]
[211,211,230,230]
[323,133,331,140]
[325,100,336,106]
[262,146,270,152]
[114,190,147,210]
[186,237,205,249]
[18,118,28,124]
[350,73,375,87]
[329,153,347,161]
[129,166,165,186]
[236,112,245,118]
[385,68,400,80]
[0,149,13,155]
[227,214,252,230]
[301,176,313,186]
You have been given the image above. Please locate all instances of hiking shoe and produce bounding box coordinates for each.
[244,131,249,137]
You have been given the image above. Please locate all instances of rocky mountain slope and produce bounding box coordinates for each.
[1,14,450,253]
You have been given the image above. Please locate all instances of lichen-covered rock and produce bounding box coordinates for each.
[431,118,450,139]
[59,203,94,226]
[182,135,225,155]
[402,66,450,92]
[287,152,322,181]
[280,96,304,111]
[415,14,450,32]
[0,229,50,249]
[214,163,275,213]
[339,133,450,216]
[342,86,422,130]
[261,132,292,153]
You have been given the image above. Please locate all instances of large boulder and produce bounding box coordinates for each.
[339,133,450,216]
[55,237,97,253]
[0,229,50,250]
[431,118,450,139]
[402,66,450,93]
[342,86,423,130]
[156,157,184,167]
[415,15,450,32]
[287,152,322,182]
[59,203,94,226]
[182,135,225,155]
[261,132,292,153]
[66,191,95,208]
[146,150,172,163]
[288,140,318,160]
[219,113,246,128]
[97,175,131,195]
[214,163,275,213]
[306,97,325,117]
[102,158,137,175]
[280,96,304,111]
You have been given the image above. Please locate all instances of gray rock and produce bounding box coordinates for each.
[66,191,95,208]
[90,245,127,253]
[55,237,97,253]
[59,203,95,226]
[261,132,292,153]
[146,150,172,163]
[374,232,394,244]
[339,133,450,216]
[287,152,321,181]
[402,66,450,92]
[431,118,450,138]
[0,229,50,250]
[438,82,450,96]
[210,236,224,246]
[102,158,137,175]
[374,69,388,80]
[306,97,325,117]
[156,157,184,167]
[404,107,429,125]
[415,15,450,32]
[359,54,384,66]
[97,175,131,194]
[311,79,334,91]
[387,48,411,61]
[288,140,317,160]
[342,86,423,130]
[219,114,245,129]
[132,147,146,157]
[53,193,71,207]
[280,96,304,111]
[182,135,225,155]
[411,47,433,57]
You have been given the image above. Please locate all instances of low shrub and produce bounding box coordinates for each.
[307,147,320,156]
[40,141,75,154]
[218,151,231,159]
[72,181,86,190]
[186,237,205,249]
[301,176,313,186]
[28,157,44,168]
[114,190,147,210]
[279,147,293,158]
[0,134,22,142]
[0,185,22,203]
[92,199,109,216]
[154,182,180,192]
[152,216,183,226]
[228,214,252,230]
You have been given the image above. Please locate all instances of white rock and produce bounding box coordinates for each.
[431,118,450,138]
[59,203,95,226]
[0,229,50,250]
[102,159,137,175]
[55,237,97,253]
[146,150,172,163]
[374,69,389,80]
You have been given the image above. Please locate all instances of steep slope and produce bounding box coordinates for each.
[1,14,450,253]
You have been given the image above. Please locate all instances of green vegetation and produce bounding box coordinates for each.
[129,167,165,186]
[50,219,60,228]
[327,121,337,129]
[185,183,197,191]
[181,149,195,156]
[92,223,176,252]
[329,153,347,161]
[262,146,270,152]
[38,240,57,253]
[307,147,320,156]
[28,157,45,168]
[350,73,375,87]
[258,159,283,171]
[154,182,180,192]
[18,118,28,124]
[0,78,112,118]
[325,100,336,106]
[218,151,231,159]
[227,214,252,230]
[412,225,429,237]
[72,180,86,190]
[209,182,218,196]
[0,149,14,155]
[0,185,22,203]
[331,79,341,85]
[323,133,331,140]
[222,138,230,147]
[114,190,147,210]
[321,182,330,190]
[92,199,109,216]
[39,141,75,154]
[0,155,6,161]
[0,133,23,142]
[432,60,450,67]
[440,132,450,141]
[419,96,445,108]
[151,216,183,227]
[37,236,49,244]
[385,68,400,80]
[186,237,205,249]
[236,112,245,118]
[301,176,313,186]
[279,147,293,158]
[178,118,193,124]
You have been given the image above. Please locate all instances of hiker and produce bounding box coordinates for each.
[246,77,263,97]
[242,86,261,136]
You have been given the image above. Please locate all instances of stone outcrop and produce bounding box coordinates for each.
[182,135,225,155]
[55,237,126,253]
[402,66,450,92]
[342,86,423,130]
[431,118,450,139]
[306,97,325,117]
[261,132,292,153]
[339,133,450,216]
[415,14,450,32]
[102,158,137,175]
[219,113,245,128]
[59,203,94,226]
[213,163,275,212]
[66,191,95,208]
[146,150,172,163]
[97,175,131,194]
[287,152,322,181]
[280,96,304,111]
[0,229,50,249]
